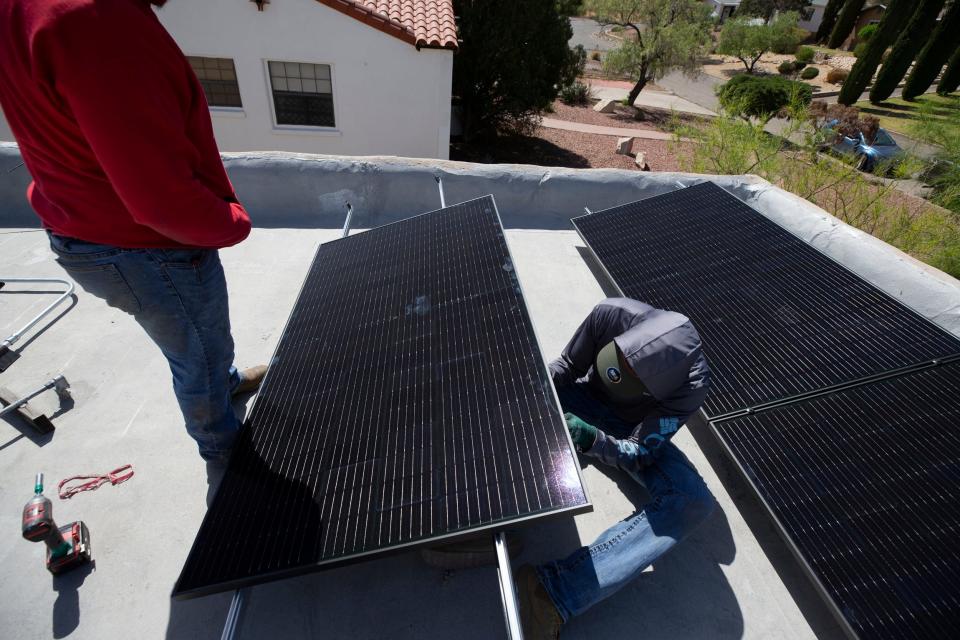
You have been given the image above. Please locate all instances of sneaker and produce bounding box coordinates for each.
[420,533,523,569]
[515,565,563,640]
[233,365,268,396]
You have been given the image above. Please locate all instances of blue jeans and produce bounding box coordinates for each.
[48,233,242,461]
[538,383,715,621]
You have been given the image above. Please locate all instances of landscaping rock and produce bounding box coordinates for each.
[635,152,649,171]
[594,98,618,113]
[615,137,634,155]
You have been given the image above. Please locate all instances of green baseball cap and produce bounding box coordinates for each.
[595,340,648,401]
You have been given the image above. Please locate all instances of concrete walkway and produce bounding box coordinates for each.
[587,82,717,116]
[541,117,674,139]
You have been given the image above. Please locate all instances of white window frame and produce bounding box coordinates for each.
[263,58,341,136]
[187,53,246,116]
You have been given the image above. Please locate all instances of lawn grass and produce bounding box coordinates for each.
[854,93,960,139]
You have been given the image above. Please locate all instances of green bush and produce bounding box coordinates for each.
[826,68,848,84]
[795,46,815,63]
[853,42,868,58]
[778,60,797,74]
[559,81,593,105]
[717,73,813,120]
[801,66,820,79]
[857,24,877,42]
[771,27,805,54]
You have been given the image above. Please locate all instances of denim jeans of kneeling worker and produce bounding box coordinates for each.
[48,232,242,461]
[537,382,716,622]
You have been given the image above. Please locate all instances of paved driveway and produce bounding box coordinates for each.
[569,17,619,52]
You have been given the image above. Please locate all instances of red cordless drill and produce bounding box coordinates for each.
[22,473,91,575]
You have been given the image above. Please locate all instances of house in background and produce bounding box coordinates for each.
[843,1,887,49]
[0,0,458,160]
[705,0,741,23]
[706,0,828,32]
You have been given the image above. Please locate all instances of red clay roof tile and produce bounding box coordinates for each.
[313,0,458,50]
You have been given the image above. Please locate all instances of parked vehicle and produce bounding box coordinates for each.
[821,123,903,173]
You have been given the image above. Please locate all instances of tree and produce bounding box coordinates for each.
[903,1,960,100]
[588,0,713,105]
[838,0,919,105]
[827,0,866,49]
[816,0,846,43]
[452,0,578,140]
[738,0,811,20]
[870,0,947,103]
[938,46,960,94]
[717,73,813,121]
[718,12,803,74]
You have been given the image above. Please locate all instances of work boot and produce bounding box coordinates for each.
[515,565,563,640]
[233,365,268,396]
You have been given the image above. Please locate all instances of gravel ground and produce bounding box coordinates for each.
[451,126,689,173]
[549,100,704,131]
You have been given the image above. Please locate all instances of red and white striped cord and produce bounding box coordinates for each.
[58,464,134,500]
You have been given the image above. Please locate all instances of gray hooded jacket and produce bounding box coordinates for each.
[549,298,710,472]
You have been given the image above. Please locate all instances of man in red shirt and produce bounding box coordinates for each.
[0,0,264,462]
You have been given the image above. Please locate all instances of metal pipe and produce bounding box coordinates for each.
[0,375,70,419]
[341,203,354,239]
[583,207,592,215]
[220,588,248,640]
[0,277,75,359]
[494,531,524,640]
[435,175,446,208]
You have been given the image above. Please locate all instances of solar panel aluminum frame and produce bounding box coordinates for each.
[572,202,868,639]
[573,184,960,640]
[172,195,591,600]
[572,181,960,422]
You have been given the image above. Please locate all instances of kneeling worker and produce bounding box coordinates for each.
[516,298,716,638]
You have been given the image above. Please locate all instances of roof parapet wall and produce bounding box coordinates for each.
[1,143,956,335]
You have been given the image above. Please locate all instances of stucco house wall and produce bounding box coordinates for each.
[0,0,454,160]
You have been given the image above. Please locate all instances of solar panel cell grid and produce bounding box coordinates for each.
[174,196,588,598]
[714,362,960,640]
[573,182,960,418]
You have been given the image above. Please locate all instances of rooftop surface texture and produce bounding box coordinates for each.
[2,150,958,639]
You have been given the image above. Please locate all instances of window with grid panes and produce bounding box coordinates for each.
[187,57,242,108]
[268,61,335,127]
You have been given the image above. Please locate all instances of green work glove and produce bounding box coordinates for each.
[564,413,598,451]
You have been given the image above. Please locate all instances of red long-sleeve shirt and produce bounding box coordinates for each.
[0,0,251,248]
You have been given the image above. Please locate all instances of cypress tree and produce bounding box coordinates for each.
[937,46,960,94]
[816,0,846,43]
[827,0,867,49]
[838,0,920,105]
[903,0,960,99]
[870,0,947,103]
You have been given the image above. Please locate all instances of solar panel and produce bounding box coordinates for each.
[173,196,589,599]
[573,182,960,418]
[713,361,960,640]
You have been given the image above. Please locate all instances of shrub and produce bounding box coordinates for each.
[771,27,805,54]
[559,81,593,105]
[795,61,807,70]
[717,73,813,120]
[801,66,820,80]
[853,42,868,58]
[590,50,602,61]
[718,12,803,72]
[779,60,797,74]
[826,68,848,84]
[795,46,815,63]
[857,24,877,42]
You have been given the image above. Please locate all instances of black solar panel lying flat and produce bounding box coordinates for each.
[573,182,960,418]
[714,361,960,640]
[173,196,589,599]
